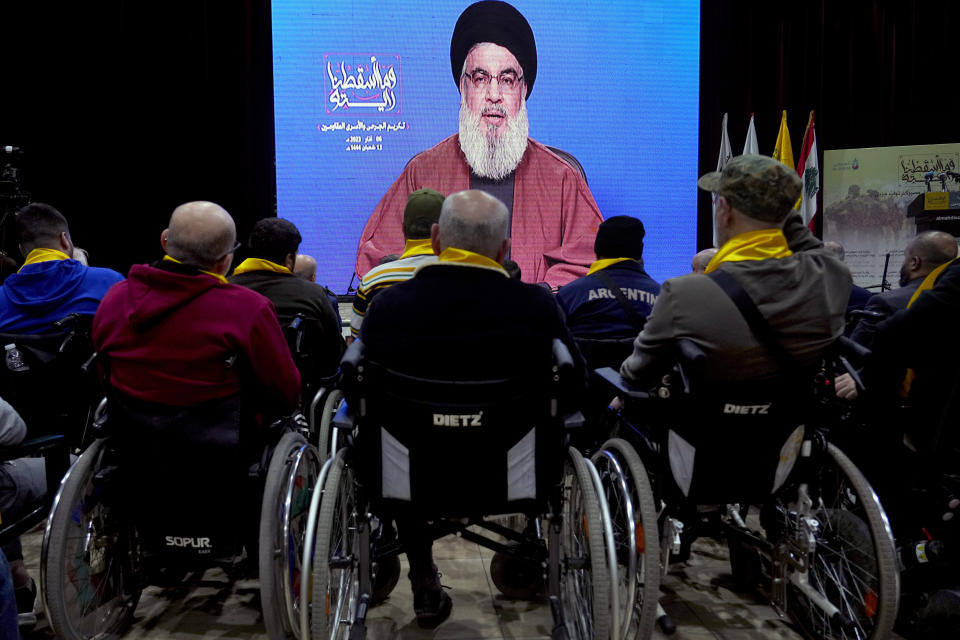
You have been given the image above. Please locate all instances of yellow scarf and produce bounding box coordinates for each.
[436,247,508,275]
[906,260,953,309]
[19,248,72,270]
[587,257,634,276]
[704,229,793,274]
[162,255,229,284]
[232,258,292,276]
[400,238,435,258]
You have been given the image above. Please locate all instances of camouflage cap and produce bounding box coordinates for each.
[698,154,802,222]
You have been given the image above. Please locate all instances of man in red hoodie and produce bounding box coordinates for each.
[92,201,300,414]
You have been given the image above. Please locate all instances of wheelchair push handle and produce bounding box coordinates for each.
[676,339,706,366]
[551,338,574,372]
[837,336,871,362]
[340,339,365,377]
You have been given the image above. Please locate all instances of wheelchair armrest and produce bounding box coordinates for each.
[552,338,574,371]
[592,367,650,400]
[847,309,884,322]
[0,434,67,459]
[331,400,355,431]
[340,339,365,377]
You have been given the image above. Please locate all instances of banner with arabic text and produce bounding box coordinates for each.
[823,143,960,289]
[273,0,701,290]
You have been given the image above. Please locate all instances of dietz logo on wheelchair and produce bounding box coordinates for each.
[164,536,212,552]
[432,412,483,427]
[722,403,771,415]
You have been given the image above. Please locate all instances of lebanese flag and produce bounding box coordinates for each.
[795,111,820,230]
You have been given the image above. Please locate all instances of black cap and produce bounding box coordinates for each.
[450,1,537,99]
[594,216,645,260]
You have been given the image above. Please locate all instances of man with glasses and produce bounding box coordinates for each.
[92,201,300,415]
[356,0,604,289]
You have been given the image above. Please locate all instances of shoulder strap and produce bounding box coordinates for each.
[592,269,646,332]
[707,269,799,372]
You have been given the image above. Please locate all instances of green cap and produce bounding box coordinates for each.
[402,188,445,239]
[698,154,802,222]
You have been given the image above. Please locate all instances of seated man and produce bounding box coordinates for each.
[295,253,344,332]
[92,201,300,415]
[849,230,957,348]
[0,396,46,626]
[351,188,444,338]
[0,203,124,333]
[621,155,851,385]
[229,218,344,383]
[557,215,659,349]
[824,240,871,313]
[691,247,717,274]
[360,189,585,628]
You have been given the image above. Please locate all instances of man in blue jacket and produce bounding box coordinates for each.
[557,215,660,348]
[0,203,124,333]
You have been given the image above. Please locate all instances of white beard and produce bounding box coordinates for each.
[458,100,529,180]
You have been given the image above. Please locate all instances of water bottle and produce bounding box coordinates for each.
[900,539,942,570]
[5,343,29,372]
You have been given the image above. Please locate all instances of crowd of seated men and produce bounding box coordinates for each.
[1,152,958,634]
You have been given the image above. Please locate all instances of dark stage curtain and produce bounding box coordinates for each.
[699,1,960,249]
[1,2,957,277]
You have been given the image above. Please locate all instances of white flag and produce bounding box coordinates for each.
[743,113,759,155]
[712,113,733,246]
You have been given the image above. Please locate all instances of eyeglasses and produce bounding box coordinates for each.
[217,241,241,260]
[462,69,524,93]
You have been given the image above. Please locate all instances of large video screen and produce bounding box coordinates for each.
[273,0,700,291]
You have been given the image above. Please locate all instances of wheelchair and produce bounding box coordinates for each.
[0,313,101,449]
[301,339,624,640]
[823,339,960,638]
[284,313,344,454]
[39,391,321,640]
[592,338,900,640]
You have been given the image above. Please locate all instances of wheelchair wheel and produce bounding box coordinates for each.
[316,390,344,462]
[784,443,899,640]
[593,438,661,640]
[260,431,322,639]
[560,448,612,640]
[42,438,141,640]
[311,449,359,640]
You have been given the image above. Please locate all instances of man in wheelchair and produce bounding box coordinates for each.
[621,154,850,385]
[591,156,903,639]
[359,189,586,628]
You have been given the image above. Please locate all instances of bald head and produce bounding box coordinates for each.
[162,201,237,273]
[294,254,317,282]
[823,241,845,261]
[432,190,510,261]
[900,230,958,286]
[691,248,718,273]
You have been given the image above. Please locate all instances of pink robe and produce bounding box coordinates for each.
[356,134,604,288]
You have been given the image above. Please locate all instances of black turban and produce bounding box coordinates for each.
[450,1,537,99]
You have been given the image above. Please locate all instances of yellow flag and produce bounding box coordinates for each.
[772,110,794,169]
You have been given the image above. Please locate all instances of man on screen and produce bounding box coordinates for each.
[355,0,604,288]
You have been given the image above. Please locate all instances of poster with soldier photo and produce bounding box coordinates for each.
[823,143,960,289]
